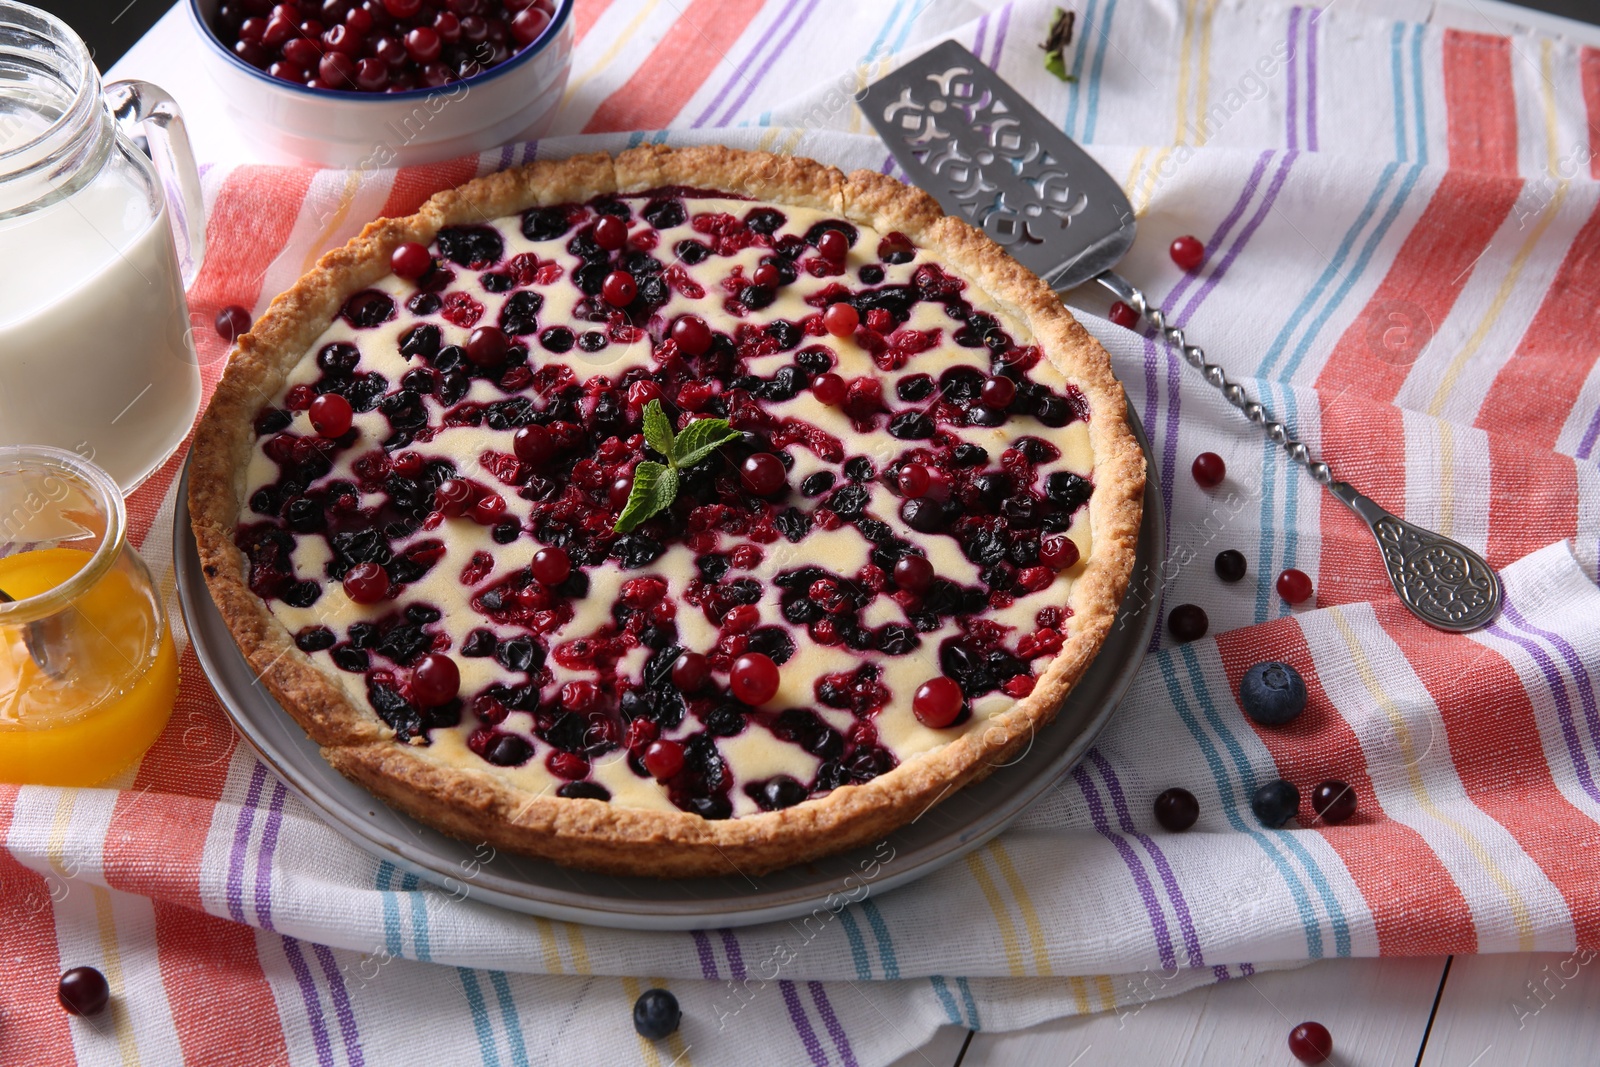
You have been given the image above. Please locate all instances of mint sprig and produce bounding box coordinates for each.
[614,400,741,532]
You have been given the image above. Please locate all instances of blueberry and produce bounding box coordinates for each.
[558,781,611,801]
[1239,661,1307,725]
[1153,787,1198,832]
[633,988,682,1040]
[753,775,808,811]
[1251,779,1300,828]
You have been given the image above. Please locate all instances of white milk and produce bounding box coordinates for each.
[0,178,200,490]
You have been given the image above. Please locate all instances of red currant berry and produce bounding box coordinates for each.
[1170,235,1204,271]
[730,652,780,706]
[811,372,846,406]
[1277,568,1314,604]
[1310,781,1357,825]
[435,478,474,517]
[752,262,781,289]
[608,474,634,508]
[57,966,109,1017]
[392,451,424,476]
[1039,535,1080,570]
[546,750,590,781]
[1288,1022,1332,1064]
[1108,300,1140,329]
[390,241,431,279]
[823,303,858,338]
[412,653,460,706]
[1191,452,1225,488]
[215,304,252,341]
[531,546,571,587]
[896,463,931,498]
[466,325,509,367]
[1167,604,1209,643]
[308,392,353,437]
[893,554,934,592]
[721,604,759,633]
[343,562,389,604]
[643,739,685,780]
[470,493,505,525]
[510,5,549,44]
[980,375,1016,409]
[382,0,419,17]
[602,270,637,307]
[740,453,785,496]
[512,423,555,465]
[593,215,627,250]
[913,676,963,728]
[671,651,711,692]
[671,314,711,356]
[816,229,848,262]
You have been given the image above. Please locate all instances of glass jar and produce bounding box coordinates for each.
[0,1,206,491]
[0,445,179,785]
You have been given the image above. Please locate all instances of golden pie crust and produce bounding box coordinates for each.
[189,146,1144,877]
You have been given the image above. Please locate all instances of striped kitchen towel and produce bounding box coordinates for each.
[5,0,1600,1063]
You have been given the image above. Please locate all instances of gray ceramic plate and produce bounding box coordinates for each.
[174,409,1161,930]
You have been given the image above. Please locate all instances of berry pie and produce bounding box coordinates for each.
[190,146,1144,876]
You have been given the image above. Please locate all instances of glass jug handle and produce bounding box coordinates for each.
[103,80,207,287]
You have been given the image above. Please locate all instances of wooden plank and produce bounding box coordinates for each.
[949,959,1445,1066]
[1419,953,1600,1066]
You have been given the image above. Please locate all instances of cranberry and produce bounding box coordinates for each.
[816,229,848,262]
[823,303,858,337]
[671,314,711,356]
[432,9,460,39]
[1154,787,1199,831]
[285,384,315,410]
[740,453,785,496]
[381,0,418,16]
[318,50,358,86]
[626,380,661,409]
[644,739,685,780]
[1167,604,1208,643]
[58,967,109,1017]
[608,474,634,508]
[730,652,780,705]
[470,493,505,525]
[560,680,599,713]
[466,325,509,367]
[602,270,637,307]
[308,392,353,437]
[980,375,1016,409]
[547,750,590,781]
[403,25,440,61]
[593,215,627,250]
[1039,536,1080,570]
[412,653,460,706]
[1108,300,1140,329]
[896,463,931,498]
[912,676,963,728]
[752,262,781,289]
[722,604,759,633]
[671,651,711,692]
[435,478,473,516]
[531,546,571,586]
[215,304,252,341]
[283,37,322,71]
[1191,452,1225,488]
[390,241,431,279]
[1277,568,1314,604]
[510,5,549,44]
[893,554,934,592]
[811,372,846,405]
[1310,781,1357,825]
[343,562,389,603]
[344,5,372,33]
[513,424,555,465]
[1170,235,1205,272]
[1288,1022,1332,1064]
[267,60,306,83]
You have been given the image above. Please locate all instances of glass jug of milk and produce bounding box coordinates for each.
[0,1,206,491]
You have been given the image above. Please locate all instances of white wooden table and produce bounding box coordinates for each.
[110,1,1600,1064]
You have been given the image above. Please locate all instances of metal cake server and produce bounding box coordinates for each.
[859,40,1501,632]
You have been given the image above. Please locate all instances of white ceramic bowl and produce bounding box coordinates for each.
[186,0,572,167]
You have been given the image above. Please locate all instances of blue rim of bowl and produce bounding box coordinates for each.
[185,0,572,102]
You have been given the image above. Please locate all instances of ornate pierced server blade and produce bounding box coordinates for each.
[859,41,1503,631]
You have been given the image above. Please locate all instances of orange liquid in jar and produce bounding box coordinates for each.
[0,547,179,786]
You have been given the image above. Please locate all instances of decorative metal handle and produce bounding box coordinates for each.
[1095,270,1503,633]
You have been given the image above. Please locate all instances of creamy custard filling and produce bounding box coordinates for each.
[237,192,1101,820]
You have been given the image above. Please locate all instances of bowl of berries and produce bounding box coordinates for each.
[187,0,572,166]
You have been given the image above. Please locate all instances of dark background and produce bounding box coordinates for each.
[24,0,1600,72]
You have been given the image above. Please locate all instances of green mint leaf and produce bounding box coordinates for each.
[1044,50,1070,81]
[613,462,679,533]
[671,417,742,469]
[641,399,675,458]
